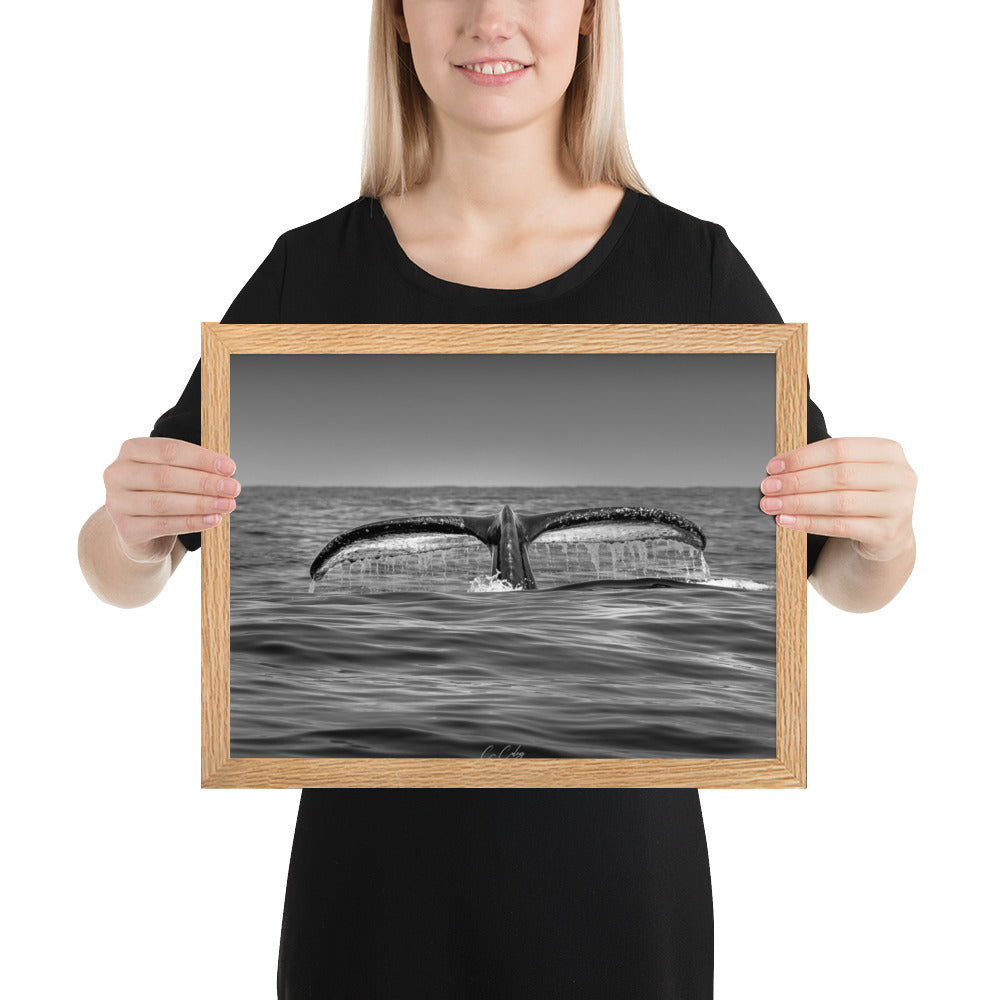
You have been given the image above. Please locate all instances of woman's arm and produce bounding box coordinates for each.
[807,533,916,613]
[78,437,239,609]
[79,506,188,608]
[760,437,917,613]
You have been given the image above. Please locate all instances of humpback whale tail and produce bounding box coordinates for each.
[309,505,707,591]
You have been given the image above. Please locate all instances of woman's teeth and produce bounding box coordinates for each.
[460,62,526,75]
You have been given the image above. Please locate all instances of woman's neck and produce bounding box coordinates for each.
[404,114,585,238]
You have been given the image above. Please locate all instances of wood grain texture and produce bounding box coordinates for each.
[775,324,808,786]
[203,322,795,354]
[200,323,808,789]
[202,757,804,789]
[201,324,231,785]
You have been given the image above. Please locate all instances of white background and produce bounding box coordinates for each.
[4,1,996,996]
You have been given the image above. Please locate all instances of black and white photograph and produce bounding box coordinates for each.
[227,346,782,763]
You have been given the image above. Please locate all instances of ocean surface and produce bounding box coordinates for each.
[230,486,776,759]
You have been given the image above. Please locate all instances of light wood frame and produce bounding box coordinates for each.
[202,323,807,789]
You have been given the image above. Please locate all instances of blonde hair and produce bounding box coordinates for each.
[360,0,652,199]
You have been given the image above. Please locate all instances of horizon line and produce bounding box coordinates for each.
[235,483,762,490]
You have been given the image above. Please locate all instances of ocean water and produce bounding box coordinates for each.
[230,485,776,759]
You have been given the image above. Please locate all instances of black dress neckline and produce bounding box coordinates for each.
[368,187,640,304]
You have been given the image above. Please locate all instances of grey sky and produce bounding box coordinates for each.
[230,353,775,487]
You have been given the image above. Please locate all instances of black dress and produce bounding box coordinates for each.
[152,188,830,999]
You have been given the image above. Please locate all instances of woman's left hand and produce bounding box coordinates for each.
[759,437,917,562]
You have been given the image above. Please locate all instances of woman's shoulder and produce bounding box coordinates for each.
[630,189,726,248]
[273,196,379,249]
[628,190,780,322]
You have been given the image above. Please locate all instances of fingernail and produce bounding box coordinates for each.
[215,457,236,475]
[218,478,239,496]
[777,514,796,526]
[762,478,782,493]
[202,513,221,526]
[761,497,782,512]
[768,458,785,474]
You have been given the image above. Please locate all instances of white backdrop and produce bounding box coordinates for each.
[5,2,996,996]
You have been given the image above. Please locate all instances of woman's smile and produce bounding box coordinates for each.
[454,61,532,85]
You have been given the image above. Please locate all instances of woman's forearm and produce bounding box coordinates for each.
[78,506,187,609]
[808,532,916,613]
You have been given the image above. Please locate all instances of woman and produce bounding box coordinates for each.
[79,1,916,995]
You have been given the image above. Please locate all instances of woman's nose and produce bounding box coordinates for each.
[463,0,519,42]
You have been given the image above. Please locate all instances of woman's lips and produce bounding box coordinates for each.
[455,64,531,87]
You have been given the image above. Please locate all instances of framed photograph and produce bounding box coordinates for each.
[201,323,807,789]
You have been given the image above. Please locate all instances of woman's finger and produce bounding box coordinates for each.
[760,490,898,519]
[107,460,241,499]
[115,511,228,552]
[111,490,238,519]
[773,511,912,559]
[119,436,236,476]
[761,462,902,497]
[767,437,906,475]
[773,513,882,540]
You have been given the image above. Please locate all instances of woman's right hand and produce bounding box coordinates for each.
[103,437,241,563]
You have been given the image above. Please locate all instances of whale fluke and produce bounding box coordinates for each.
[519,506,705,548]
[310,505,707,590]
